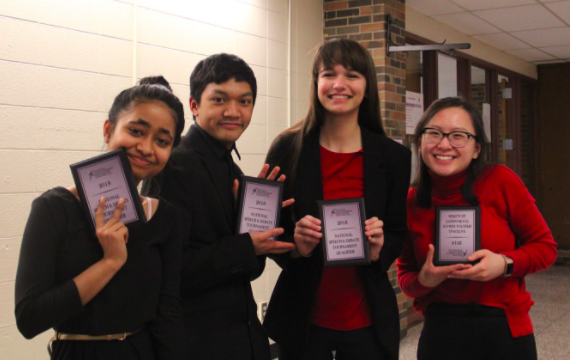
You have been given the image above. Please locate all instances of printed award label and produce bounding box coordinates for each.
[236,175,283,235]
[434,206,481,265]
[318,198,370,267]
[70,148,146,232]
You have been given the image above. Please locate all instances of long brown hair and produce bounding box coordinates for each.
[272,38,385,189]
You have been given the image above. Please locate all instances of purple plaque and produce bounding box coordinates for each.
[70,148,146,233]
[434,206,481,265]
[318,197,370,267]
[236,175,283,234]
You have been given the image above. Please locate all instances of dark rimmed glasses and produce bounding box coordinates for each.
[422,128,477,148]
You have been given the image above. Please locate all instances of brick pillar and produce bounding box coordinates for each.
[324,0,406,140]
[323,0,410,338]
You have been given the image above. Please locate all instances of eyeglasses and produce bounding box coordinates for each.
[422,128,477,148]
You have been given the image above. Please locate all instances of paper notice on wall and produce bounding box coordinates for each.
[482,103,491,142]
[406,91,424,134]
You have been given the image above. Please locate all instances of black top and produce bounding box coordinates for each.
[193,124,241,220]
[143,124,271,360]
[193,122,241,161]
[15,187,185,360]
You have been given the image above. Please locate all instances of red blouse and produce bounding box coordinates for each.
[397,165,557,337]
[311,146,372,330]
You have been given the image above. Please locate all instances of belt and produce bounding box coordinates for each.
[48,329,141,356]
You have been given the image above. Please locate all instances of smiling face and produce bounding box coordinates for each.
[191,78,254,149]
[104,100,176,184]
[419,107,481,177]
[317,63,366,121]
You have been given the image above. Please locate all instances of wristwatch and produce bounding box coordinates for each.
[501,255,514,277]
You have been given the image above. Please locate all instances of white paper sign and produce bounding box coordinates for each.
[406,91,424,134]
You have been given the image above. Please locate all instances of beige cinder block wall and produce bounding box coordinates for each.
[0,1,323,358]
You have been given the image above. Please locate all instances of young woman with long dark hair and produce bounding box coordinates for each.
[263,38,411,360]
[15,80,186,360]
[397,97,557,360]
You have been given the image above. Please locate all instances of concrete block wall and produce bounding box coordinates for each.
[249,0,324,317]
[0,0,323,358]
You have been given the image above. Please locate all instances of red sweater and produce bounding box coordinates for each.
[311,146,372,330]
[397,165,557,337]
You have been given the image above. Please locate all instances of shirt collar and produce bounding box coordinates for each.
[194,123,241,161]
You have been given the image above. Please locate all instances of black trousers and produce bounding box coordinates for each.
[278,325,386,360]
[417,303,537,360]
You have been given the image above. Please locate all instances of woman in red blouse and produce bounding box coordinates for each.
[263,38,411,360]
[397,97,557,360]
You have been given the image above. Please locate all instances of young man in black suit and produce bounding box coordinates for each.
[144,54,295,360]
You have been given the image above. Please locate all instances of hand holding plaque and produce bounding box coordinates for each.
[318,198,370,267]
[418,244,472,287]
[364,217,384,261]
[70,148,146,233]
[293,215,322,257]
[446,248,507,282]
[94,196,129,267]
[434,206,481,266]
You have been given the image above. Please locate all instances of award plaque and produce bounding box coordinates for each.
[434,206,481,265]
[318,197,370,267]
[70,148,146,233]
[236,175,283,234]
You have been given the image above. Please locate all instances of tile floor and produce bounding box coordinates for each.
[398,265,570,360]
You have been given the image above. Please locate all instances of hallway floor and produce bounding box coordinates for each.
[399,266,570,360]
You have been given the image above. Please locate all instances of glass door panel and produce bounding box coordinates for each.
[438,53,457,99]
[497,74,514,168]
[405,49,423,182]
[470,65,491,159]
[520,82,536,195]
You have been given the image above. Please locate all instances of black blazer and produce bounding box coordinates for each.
[144,124,270,360]
[263,127,411,360]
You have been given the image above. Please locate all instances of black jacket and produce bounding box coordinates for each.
[263,127,411,360]
[144,124,270,360]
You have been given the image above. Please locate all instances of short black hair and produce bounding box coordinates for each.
[108,84,185,146]
[190,53,257,106]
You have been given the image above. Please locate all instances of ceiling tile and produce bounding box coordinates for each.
[473,32,531,50]
[406,0,464,16]
[450,0,535,11]
[511,27,570,47]
[541,45,570,58]
[432,12,500,35]
[475,5,565,31]
[545,1,570,23]
[506,48,556,61]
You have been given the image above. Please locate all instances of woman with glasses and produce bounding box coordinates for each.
[397,97,556,360]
